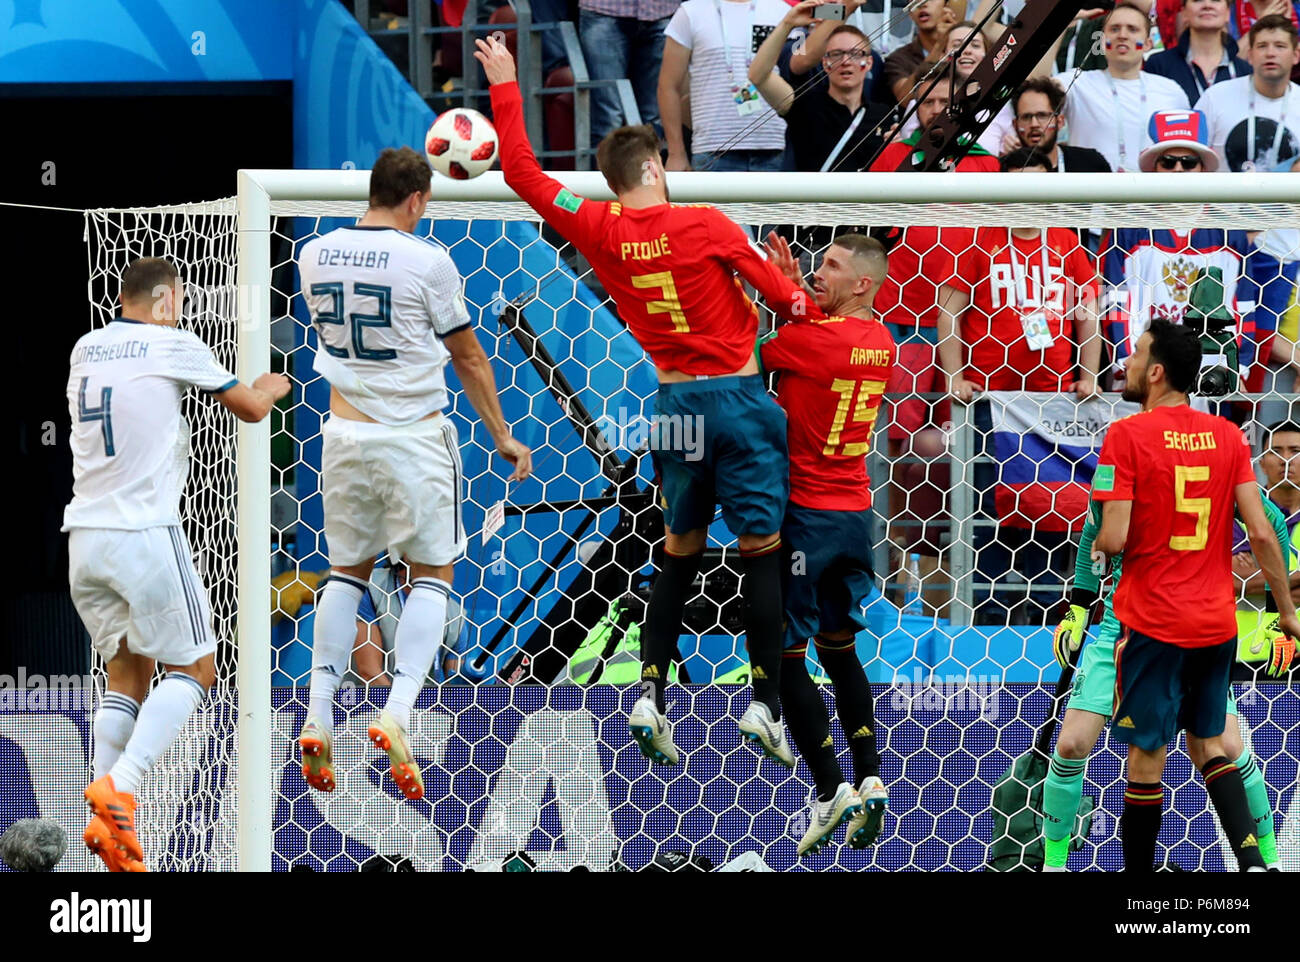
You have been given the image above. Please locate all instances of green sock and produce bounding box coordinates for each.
[1042,751,1087,867]
[1234,749,1277,864]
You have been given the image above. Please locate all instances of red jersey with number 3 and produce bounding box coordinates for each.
[490,82,820,375]
[1092,406,1255,647]
[760,315,896,511]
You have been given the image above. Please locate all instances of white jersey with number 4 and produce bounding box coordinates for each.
[62,318,237,532]
[299,226,472,425]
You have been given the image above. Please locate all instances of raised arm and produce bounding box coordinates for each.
[787,0,861,76]
[478,37,597,241]
[749,0,823,114]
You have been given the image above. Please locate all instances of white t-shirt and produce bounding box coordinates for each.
[1054,69,1189,172]
[1194,76,1300,172]
[299,226,471,426]
[665,0,790,155]
[63,320,237,531]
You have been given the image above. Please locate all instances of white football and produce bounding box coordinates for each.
[425,108,499,180]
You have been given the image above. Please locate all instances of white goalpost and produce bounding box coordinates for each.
[77,170,1300,872]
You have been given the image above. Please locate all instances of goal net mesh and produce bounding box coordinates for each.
[78,188,1300,872]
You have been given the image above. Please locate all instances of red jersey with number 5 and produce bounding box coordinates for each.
[760,315,896,511]
[489,82,820,375]
[1092,406,1255,647]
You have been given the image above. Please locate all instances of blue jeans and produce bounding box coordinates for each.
[579,10,669,144]
[531,0,571,75]
[690,149,788,172]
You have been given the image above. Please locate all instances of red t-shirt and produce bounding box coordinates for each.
[1093,406,1256,647]
[760,315,896,511]
[490,83,820,375]
[945,227,1098,391]
[869,144,996,334]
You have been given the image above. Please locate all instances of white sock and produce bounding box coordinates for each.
[309,573,367,733]
[110,672,205,794]
[93,692,139,780]
[384,578,450,730]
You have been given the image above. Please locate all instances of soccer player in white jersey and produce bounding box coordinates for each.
[296,147,531,801]
[65,257,291,871]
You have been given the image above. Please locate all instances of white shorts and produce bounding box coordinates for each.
[321,413,467,567]
[68,526,218,665]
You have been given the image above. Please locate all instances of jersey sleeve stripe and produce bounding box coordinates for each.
[202,378,239,395]
[436,321,472,340]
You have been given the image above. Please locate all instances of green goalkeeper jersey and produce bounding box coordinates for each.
[1073,485,1293,621]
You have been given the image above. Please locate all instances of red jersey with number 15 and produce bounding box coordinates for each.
[760,315,896,511]
[1092,405,1255,647]
[489,82,820,375]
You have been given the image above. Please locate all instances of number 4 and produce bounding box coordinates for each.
[78,377,115,457]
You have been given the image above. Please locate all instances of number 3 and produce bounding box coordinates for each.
[1169,464,1210,551]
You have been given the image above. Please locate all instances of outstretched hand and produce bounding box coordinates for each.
[474,35,517,85]
[764,231,803,287]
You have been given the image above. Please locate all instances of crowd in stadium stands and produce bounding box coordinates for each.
[362,0,1300,622]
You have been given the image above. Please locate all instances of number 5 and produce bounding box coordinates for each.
[1169,464,1210,551]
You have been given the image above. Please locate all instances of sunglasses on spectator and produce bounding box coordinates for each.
[823,47,868,66]
[1156,153,1202,170]
[1016,111,1057,126]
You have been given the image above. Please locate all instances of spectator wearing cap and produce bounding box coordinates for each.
[748,0,891,172]
[659,0,793,171]
[1010,77,1111,173]
[1048,2,1189,172]
[1196,14,1300,170]
[579,0,681,145]
[1101,110,1263,389]
[1145,0,1252,104]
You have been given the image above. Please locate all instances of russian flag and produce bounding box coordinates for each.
[986,392,1138,532]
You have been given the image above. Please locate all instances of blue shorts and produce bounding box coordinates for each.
[781,503,876,647]
[1110,628,1235,752]
[651,375,788,537]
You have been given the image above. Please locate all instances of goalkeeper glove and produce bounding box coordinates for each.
[1239,613,1297,678]
[1267,630,1297,679]
[1053,604,1088,670]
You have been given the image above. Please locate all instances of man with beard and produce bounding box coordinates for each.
[1091,320,1300,871]
[1010,77,1111,173]
[758,232,895,857]
[478,35,820,770]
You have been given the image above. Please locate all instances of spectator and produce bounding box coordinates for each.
[1229,0,1300,38]
[749,1,891,172]
[579,0,680,144]
[1051,2,1189,172]
[1102,110,1262,388]
[784,0,883,101]
[871,69,994,451]
[1010,77,1112,172]
[1230,420,1300,609]
[937,212,1101,402]
[984,2,1142,73]
[897,20,1018,155]
[1145,0,1252,104]
[659,0,793,171]
[1196,14,1300,170]
[882,0,953,105]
